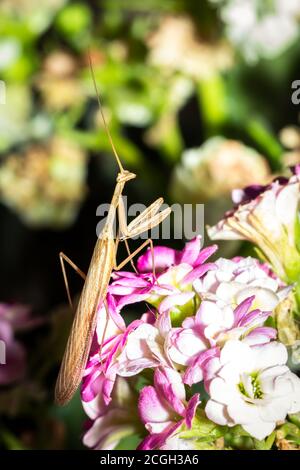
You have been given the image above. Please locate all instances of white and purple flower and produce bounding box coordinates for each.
[198,256,292,312]
[81,293,147,405]
[111,236,217,322]
[138,367,200,450]
[80,232,300,450]
[169,295,276,386]
[0,303,34,385]
[208,169,300,282]
[205,340,300,440]
[83,376,141,450]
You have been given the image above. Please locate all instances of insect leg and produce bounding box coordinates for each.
[118,196,168,239]
[117,197,165,274]
[59,252,86,310]
[114,238,159,283]
[123,238,138,273]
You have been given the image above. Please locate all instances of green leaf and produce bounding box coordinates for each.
[197,74,228,135]
[180,409,227,442]
[228,425,251,437]
[246,118,283,171]
[278,422,300,440]
[288,412,300,429]
[0,429,28,450]
[295,215,300,255]
[116,434,141,450]
[224,425,255,450]
[254,432,275,450]
[60,128,143,169]
[55,3,92,48]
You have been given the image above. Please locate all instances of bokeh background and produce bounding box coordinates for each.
[0,0,300,449]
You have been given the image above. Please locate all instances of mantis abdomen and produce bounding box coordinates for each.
[55,235,115,406]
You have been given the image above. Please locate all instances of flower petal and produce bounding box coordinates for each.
[138,385,172,425]
[205,400,230,426]
[185,393,200,428]
[242,421,276,441]
[252,342,288,370]
[195,244,218,266]
[137,246,179,273]
[137,422,182,450]
[179,236,201,265]
[243,327,277,345]
[158,291,195,313]
[182,263,216,285]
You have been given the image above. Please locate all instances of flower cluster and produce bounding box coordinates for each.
[81,235,300,450]
[0,303,36,385]
[208,167,300,283]
[208,166,300,346]
[170,137,270,203]
[0,137,87,228]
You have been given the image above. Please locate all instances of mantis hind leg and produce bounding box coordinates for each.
[123,238,138,273]
[59,252,86,311]
[114,238,158,282]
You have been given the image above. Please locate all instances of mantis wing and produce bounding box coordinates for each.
[55,236,115,406]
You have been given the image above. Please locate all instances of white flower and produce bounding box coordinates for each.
[170,137,270,202]
[205,340,300,440]
[211,0,300,62]
[117,323,164,376]
[208,174,300,281]
[147,15,233,79]
[197,257,292,312]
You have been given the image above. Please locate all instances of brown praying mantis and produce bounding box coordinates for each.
[54,57,171,406]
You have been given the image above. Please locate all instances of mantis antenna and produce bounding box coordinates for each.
[55,53,171,406]
[88,51,124,173]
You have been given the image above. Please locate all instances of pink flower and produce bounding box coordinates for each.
[167,319,208,368]
[168,296,276,386]
[137,367,200,450]
[196,295,275,347]
[82,293,172,405]
[109,271,171,311]
[116,311,173,377]
[0,304,32,385]
[198,257,292,312]
[110,236,217,320]
[81,294,144,405]
[0,303,41,330]
[137,236,218,274]
[83,376,141,450]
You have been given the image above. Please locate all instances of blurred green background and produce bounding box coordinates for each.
[0,0,300,449]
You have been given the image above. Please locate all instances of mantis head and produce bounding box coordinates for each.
[117,170,136,184]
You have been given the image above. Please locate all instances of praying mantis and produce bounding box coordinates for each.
[54,57,171,406]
